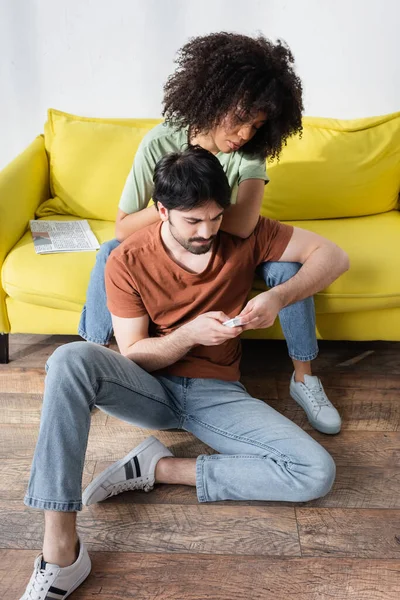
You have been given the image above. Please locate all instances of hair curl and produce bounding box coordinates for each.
[162,32,304,161]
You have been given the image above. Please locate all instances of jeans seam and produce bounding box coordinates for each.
[24,496,83,511]
[78,328,112,345]
[289,350,319,362]
[195,456,207,503]
[96,376,182,415]
[24,493,82,503]
[187,415,293,465]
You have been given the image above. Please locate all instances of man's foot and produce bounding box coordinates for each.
[82,436,174,506]
[290,373,341,435]
[19,538,91,599]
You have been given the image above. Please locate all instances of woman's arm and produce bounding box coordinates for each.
[115,206,159,241]
[115,132,161,242]
[220,178,265,239]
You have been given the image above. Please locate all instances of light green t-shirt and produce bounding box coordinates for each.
[119,122,269,214]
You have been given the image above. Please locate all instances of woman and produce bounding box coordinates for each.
[79,31,340,435]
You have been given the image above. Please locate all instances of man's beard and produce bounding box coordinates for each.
[169,219,215,255]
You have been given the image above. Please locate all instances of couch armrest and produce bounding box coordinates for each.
[0,136,49,332]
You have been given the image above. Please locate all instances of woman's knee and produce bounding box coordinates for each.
[96,239,120,264]
[260,261,302,287]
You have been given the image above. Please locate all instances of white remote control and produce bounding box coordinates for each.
[222,317,242,327]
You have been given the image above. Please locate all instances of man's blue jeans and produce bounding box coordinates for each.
[78,239,319,361]
[24,343,335,511]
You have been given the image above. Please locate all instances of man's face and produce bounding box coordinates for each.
[161,201,225,255]
[211,108,267,154]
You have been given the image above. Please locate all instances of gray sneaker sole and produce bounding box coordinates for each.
[290,387,341,435]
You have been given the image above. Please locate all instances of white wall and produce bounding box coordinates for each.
[0,0,399,169]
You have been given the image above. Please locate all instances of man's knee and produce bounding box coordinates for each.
[304,444,336,501]
[46,341,101,374]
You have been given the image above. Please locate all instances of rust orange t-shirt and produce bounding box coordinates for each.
[105,217,293,381]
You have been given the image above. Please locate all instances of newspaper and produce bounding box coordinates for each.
[30,220,100,254]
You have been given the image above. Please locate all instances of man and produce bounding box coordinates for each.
[20,147,349,599]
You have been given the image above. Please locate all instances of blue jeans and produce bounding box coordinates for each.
[79,239,319,361]
[24,343,335,510]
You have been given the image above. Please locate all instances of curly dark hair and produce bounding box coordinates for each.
[162,32,304,161]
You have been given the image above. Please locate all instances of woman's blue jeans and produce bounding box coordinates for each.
[78,239,319,362]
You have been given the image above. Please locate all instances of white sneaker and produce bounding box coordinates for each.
[82,436,174,506]
[289,373,341,435]
[19,538,91,599]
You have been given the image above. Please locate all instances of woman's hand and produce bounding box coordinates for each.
[237,290,284,331]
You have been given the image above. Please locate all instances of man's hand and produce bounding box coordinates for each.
[181,311,244,346]
[238,290,283,331]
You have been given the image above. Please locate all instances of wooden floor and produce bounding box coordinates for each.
[0,334,399,599]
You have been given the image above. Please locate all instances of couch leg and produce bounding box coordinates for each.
[0,334,9,364]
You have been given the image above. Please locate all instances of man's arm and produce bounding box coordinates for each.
[112,311,243,372]
[273,226,350,306]
[112,313,194,371]
[273,227,350,307]
[239,226,349,329]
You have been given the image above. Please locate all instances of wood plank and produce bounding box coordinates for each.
[312,431,400,467]
[2,551,399,600]
[6,338,120,368]
[0,502,300,557]
[1,425,398,466]
[272,386,400,431]
[240,339,400,375]
[3,456,398,510]
[275,370,400,391]
[8,334,82,346]
[0,395,107,425]
[0,425,214,460]
[309,467,400,509]
[0,368,45,394]
[3,344,58,369]
[0,460,96,500]
[297,508,400,558]
[87,464,400,510]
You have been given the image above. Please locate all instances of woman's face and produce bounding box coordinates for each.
[211,109,267,153]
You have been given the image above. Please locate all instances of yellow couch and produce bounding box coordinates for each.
[1,109,399,362]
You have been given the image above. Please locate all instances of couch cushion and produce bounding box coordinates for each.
[253,211,400,314]
[2,216,115,311]
[261,112,400,221]
[36,109,161,222]
[2,212,400,316]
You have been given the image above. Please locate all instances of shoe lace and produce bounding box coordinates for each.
[27,566,53,600]
[306,382,331,407]
[108,476,154,498]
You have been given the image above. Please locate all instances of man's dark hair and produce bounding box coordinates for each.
[162,32,303,161]
[153,146,231,211]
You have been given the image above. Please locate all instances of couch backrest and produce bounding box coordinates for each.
[262,112,400,220]
[37,108,400,222]
[37,109,162,222]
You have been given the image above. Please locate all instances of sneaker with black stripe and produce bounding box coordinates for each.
[19,537,91,599]
[82,436,174,506]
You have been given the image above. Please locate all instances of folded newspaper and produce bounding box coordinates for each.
[30,220,100,254]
